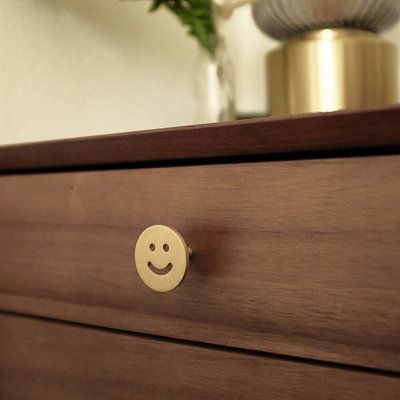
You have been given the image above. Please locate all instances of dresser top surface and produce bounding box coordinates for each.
[1,106,400,173]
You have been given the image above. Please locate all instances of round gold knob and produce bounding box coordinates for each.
[134,225,193,292]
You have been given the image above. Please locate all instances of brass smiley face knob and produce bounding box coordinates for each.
[134,225,193,292]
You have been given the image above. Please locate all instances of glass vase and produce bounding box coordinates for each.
[192,40,235,123]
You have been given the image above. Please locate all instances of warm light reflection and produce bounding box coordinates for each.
[318,36,337,111]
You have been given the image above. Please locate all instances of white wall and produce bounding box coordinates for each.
[0,0,399,145]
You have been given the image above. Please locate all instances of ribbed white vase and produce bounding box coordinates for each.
[252,0,400,40]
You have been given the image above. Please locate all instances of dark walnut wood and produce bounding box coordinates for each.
[0,106,400,172]
[1,313,399,400]
[1,155,399,372]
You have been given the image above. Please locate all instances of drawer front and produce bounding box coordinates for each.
[0,156,399,371]
[1,313,399,400]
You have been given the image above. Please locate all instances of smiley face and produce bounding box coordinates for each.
[134,225,189,292]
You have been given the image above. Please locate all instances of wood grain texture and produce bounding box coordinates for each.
[1,313,399,400]
[0,155,399,372]
[0,106,400,172]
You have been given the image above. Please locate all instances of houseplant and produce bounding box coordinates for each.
[150,0,235,122]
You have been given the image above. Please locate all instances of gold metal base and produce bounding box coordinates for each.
[268,28,398,116]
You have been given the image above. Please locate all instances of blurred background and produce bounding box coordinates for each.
[1,0,399,145]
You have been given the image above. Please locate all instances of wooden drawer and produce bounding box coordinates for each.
[1,313,399,400]
[0,155,399,371]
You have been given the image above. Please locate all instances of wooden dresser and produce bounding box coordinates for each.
[0,107,400,399]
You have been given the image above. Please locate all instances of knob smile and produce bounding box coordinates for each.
[147,261,173,275]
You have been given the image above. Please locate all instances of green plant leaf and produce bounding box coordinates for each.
[149,0,217,55]
[149,0,164,12]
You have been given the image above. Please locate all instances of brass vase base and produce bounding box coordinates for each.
[268,28,398,116]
